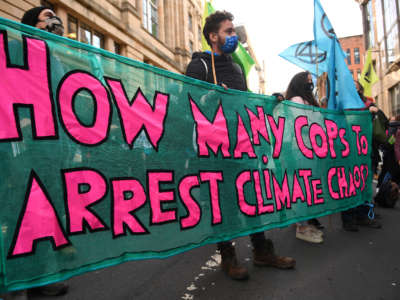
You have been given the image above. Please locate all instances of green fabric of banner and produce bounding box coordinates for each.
[0,17,372,292]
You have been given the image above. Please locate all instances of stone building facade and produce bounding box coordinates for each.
[338,34,365,81]
[0,0,265,93]
[0,0,204,74]
[356,0,400,116]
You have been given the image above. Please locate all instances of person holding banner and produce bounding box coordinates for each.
[340,81,383,232]
[285,71,325,243]
[185,10,295,281]
[13,6,69,298]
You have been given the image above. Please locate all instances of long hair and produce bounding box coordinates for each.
[285,72,319,107]
[355,80,367,102]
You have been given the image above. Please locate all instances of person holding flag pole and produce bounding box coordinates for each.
[199,1,256,87]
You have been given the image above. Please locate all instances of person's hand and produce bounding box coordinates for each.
[221,83,228,90]
[369,106,379,113]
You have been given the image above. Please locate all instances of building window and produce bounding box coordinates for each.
[384,0,397,33]
[143,0,158,38]
[390,83,400,116]
[92,31,104,49]
[346,49,351,65]
[80,24,91,44]
[114,42,122,55]
[67,15,78,40]
[380,39,387,68]
[383,0,400,64]
[376,0,384,43]
[366,1,375,48]
[80,24,104,48]
[354,48,360,64]
[188,14,193,32]
[198,26,202,44]
[67,15,105,49]
[376,0,400,68]
[387,25,400,64]
[189,40,193,56]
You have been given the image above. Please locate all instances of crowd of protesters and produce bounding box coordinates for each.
[186,9,395,283]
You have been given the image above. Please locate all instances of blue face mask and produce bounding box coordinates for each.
[221,35,238,54]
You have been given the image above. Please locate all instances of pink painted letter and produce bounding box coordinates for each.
[246,106,270,145]
[11,172,68,257]
[149,172,177,224]
[58,72,111,145]
[200,172,223,224]
[107,80,169,149]
[295,116,313,159]
[112,178,148,237]
[234,114,256,158]
[190,98,231,157]
[179,175,201,229]
[64,169,108,233]
[236,171,256,216]
[0,34,56,140]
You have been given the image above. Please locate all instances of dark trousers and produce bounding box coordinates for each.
[217,231,267,251]
[341,205,370,224]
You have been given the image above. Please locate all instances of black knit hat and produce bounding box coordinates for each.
[21,6,49,27]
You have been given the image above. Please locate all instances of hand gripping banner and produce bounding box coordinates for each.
[0,17,371,292]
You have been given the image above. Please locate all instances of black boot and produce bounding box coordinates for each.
[219,244,249,280]
[253,239,296,269]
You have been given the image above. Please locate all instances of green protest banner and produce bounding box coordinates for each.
[0,17,371,292]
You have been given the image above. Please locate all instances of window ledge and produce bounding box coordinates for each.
[387,57,400,74]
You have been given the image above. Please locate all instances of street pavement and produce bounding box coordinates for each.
[27,201,400,300]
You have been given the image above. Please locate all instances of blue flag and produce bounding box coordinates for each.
[279,40,328,76]
[313,0,335,52]
[313,0,364,110]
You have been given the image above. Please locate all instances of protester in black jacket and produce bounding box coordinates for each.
[185,10,295,281]
[186,51,247,91]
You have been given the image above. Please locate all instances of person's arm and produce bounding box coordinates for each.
[240,66,248,91]
[232,62,247,91]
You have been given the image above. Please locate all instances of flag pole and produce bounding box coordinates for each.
[315,44,320,104]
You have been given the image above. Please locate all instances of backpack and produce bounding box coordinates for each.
[375,173,399,208]
[381,122,400,166]
[199,57,246,88]
[372,109,389,146]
